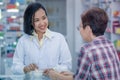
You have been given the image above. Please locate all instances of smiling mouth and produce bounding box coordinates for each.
[39,26,46,30]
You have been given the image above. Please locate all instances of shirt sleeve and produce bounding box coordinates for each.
[74,47,91,80]
[54,35,72,72]
[11,39,25,74]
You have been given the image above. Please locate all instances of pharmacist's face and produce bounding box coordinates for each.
[33,8,48,34]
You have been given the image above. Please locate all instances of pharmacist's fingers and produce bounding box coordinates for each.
[43,68,54,74]
[29,64,38,70]
[24,64,39,73]
[24,66,31,73]
[32,63,39,69]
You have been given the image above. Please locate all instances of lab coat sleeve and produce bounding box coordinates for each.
[11,39,25,74]
[54,35,72,72]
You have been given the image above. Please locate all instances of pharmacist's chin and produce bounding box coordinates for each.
[38,30,46,34]
[39,28,47,33]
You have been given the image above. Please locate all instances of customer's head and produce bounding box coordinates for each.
[23,2,48,35]
[80,7,108,41]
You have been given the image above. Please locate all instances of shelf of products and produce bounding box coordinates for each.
[110,1,120,59]
[0,0,30,75]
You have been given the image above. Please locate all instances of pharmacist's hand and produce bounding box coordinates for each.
[43,68,54,76]
[23,63,38,73]
[44,69,58,80]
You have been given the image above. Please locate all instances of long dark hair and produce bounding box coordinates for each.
[23,2,47,35]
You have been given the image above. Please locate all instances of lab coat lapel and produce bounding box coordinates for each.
[32,38,41,49]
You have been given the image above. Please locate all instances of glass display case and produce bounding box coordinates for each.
[0,75,49,80]
[0,71,50,80]
[0,75,25,80]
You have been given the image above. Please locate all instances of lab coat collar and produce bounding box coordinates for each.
[30,29,53,41]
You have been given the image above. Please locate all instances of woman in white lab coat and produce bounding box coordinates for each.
[11,2,72,75]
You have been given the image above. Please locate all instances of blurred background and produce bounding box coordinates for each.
[0,0,120,77]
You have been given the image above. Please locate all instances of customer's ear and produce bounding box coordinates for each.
[86,25,92,33]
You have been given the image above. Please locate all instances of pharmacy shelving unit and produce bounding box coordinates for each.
[0,0,26,75]
[110,1,120,58]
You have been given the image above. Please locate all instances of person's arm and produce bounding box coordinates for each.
[74,47,91,80]
[54,35,72,72]
[46,69,73,80]
[11,39,25,74]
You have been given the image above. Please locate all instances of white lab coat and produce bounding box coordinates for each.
[11,29,72,74]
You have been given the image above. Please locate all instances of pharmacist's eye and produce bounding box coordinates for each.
[33,19,39,22]
[42,16,47,20]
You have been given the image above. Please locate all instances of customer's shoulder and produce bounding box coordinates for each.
[82,42,92,48]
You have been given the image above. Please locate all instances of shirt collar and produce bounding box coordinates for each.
[93,35,106,41]
[32,28,52,39]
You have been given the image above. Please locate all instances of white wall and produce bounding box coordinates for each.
[66,0,84,73]
[66,0,75,72]
[74,0,84,53]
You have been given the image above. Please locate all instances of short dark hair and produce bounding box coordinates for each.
[23,2,47,35]
[81,7,108,36]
